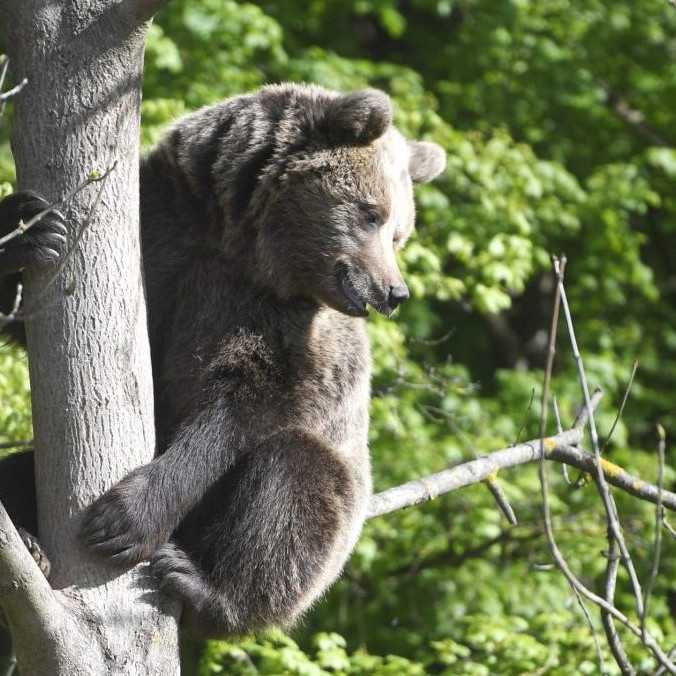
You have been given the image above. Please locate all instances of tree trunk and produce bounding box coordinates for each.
[0,1,179,673]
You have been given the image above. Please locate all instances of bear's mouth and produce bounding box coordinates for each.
[336,264,369,317]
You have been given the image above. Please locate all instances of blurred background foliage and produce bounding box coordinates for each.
[1,0,675,673]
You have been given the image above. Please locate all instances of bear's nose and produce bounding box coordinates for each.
[388,284,410,309]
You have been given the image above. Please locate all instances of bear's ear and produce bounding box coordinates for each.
[325,89,393,145]
[408,140,446,183]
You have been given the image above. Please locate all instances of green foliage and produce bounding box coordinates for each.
[2,0,676,673]
[0,345,31,448]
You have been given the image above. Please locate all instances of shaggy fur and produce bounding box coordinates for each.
[0,84,446,636]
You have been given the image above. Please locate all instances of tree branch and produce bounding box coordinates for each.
[368,420,676,519]
[555,258,647,623]
[540,256,674,674]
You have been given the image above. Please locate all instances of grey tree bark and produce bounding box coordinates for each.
[0,1,179,674]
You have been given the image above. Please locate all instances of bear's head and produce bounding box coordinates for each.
[247,87,446,317]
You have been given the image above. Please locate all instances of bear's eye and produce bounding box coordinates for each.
[365,210,381,228]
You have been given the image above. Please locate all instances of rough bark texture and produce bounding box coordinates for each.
[1,1,179,673]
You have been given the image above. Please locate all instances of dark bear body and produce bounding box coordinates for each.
[0,84,445,636]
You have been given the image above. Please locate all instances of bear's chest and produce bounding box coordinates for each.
[281,319,372,495]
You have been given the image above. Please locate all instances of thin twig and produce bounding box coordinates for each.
[0,57,26,122]
[0,57,9,94]
[513,387,535,446]
[573,388,604,430]
[665,518,676,539]
[602,360,638,453]
[0,79,27,103]
[573,585,607,676]
[602,535,635,675]
[484,473,517,525]
[552,396,572,484]
[642,425,666,640]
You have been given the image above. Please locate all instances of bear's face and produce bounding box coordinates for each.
[254,89,446,317]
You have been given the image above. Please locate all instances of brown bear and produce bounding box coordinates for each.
[0,84,446,636]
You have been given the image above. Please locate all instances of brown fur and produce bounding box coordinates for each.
[0,84,446,636]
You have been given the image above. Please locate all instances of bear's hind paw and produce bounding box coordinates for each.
[150,543,210,609]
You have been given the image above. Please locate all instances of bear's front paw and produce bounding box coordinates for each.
[80,478,163,565]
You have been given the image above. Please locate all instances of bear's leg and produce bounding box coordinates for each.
[150,429,360,638]
[81,404,245,565]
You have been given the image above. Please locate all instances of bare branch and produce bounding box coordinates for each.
[658,652,676,676]
[368,424,582,519]
[541,257,674,674]
[602,538,636,675]
[555,258,646,621]
[368,424,676,521]
[368,433,676,520]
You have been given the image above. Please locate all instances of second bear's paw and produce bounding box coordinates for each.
[80,478,162,565]
[18,527,51,579]
[0,191,67,272]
